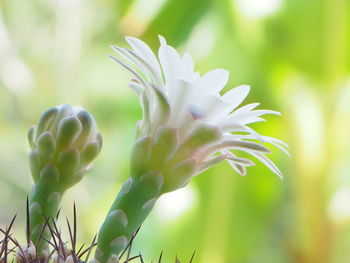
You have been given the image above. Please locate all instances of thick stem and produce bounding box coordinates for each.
[95,171,163,263]
[28,164,63,256]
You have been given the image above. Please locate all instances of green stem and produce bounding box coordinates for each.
[29,164,63,255]
[95,171,164,263]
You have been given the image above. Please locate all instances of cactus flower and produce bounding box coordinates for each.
[28,104,102,257]
[95,36,288,263]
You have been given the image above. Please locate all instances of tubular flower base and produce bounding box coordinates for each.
[28,104,102,258]
[94,36,289,263]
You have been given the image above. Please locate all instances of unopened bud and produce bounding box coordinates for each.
[28,104,102,189]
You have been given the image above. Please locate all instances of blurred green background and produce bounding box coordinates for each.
[1,0,350,262]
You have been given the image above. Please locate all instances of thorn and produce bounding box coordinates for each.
[84,234,97,263]
[73,203,77,254]
[123,254,141,262]
[66,214,77,263]
[125,234,133,262]
[119,226,141,260]
[44,216,59,252]
[50,217,66,259]
[189,250,196,263]
[35,218,49,249]
[158,251,163,263]
[56,208,61,220]
[76,244,85,257]
[26,197,31,245]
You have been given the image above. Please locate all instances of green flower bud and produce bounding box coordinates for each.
[27,104,102,252]
[29,104,102,188]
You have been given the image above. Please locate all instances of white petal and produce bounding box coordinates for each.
[150,85,171,129]
[267,142,290,157]
[108,55,148,88]
[201,69,229,94]
[125,37,162,80]
[180,52,195,80]
[167,78,193,108]
[196,153,229,174]
[249,152,283,179]
[227,160,246,176]
[188,104,206,120]
[198,94,231,121]
[216,121,251,133]
[111,46,140,71]
[158,35,167,45]
[225,109,281,124]
[167,78,197,125]
[233,102,260,113]
[262,135,289,148]
[239,135,290,157]
[158,35,181,82]
[223,127,264,142]
[141,91,151,133]
[222,85,250,109]
[221,140,272,153]
[220,150,254,176]
[227,156,255,166]
[241,117,266,125]
[218,122,264,142]
[197,139,271,160]
[128,79,143,95]
[112,46,163,87]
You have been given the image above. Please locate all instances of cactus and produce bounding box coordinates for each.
[94,36,288,263]
[27,104,102,257]
[0,36,288,263]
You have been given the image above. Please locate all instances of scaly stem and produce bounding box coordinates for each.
[95,171,163,263]
[27,105,102,258]
[28,164,63,256]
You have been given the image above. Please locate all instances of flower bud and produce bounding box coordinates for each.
[28,104,102,189]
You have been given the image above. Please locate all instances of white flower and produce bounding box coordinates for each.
[109,36,288,185]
